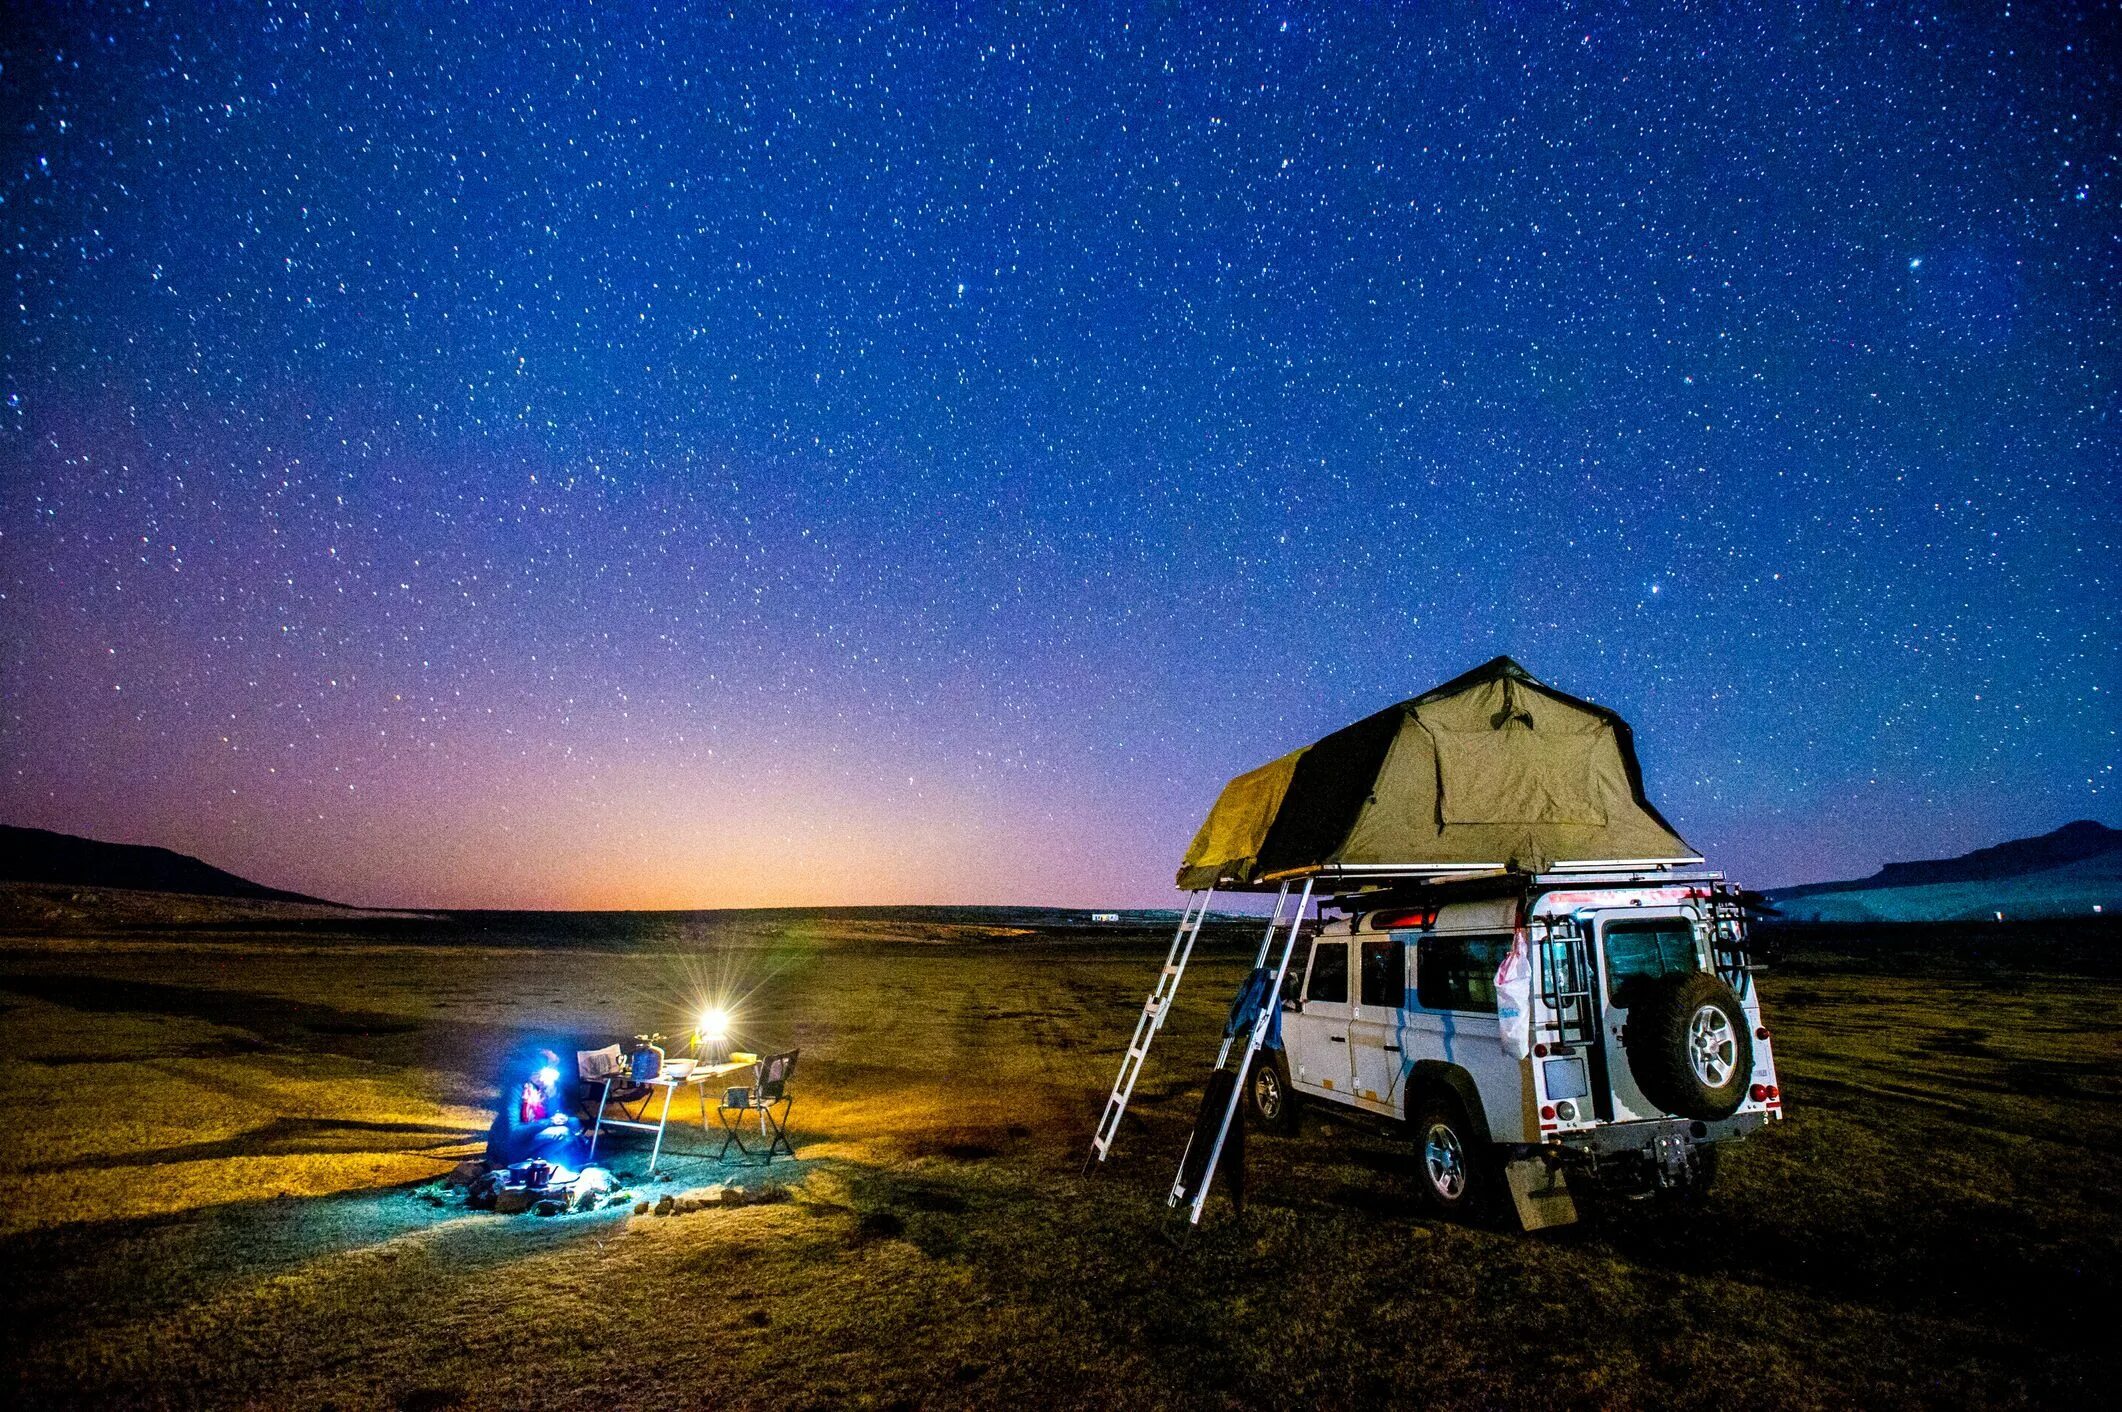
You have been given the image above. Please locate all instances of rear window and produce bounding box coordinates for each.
[1415,934,1510,1014]
[1602,919,1701,1005]
[1305,939,1348,1004]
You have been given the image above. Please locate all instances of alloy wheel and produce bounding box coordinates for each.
[1423,1122,1467,1200]
[1688,1005,1738,1087]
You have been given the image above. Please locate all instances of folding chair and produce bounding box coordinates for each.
[717,1050,798,1163]
[578,1045,654,1160]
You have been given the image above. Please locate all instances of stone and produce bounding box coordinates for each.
[533,1199,566,1217]
[494,1188,536,1215]
[443,1160,487,1188]
[654,1194,676,1216]
[633,1200,651,1216]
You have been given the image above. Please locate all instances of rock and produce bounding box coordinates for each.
[654,1194,676,1216]
[633,1200,651,1216]
[443,1160,487,1188]
[702,1183,730,1205]
[418,1190,446,1208]
[494,1188,536,1215]
[533,1199,566,1217]
[466,1171,506,1210]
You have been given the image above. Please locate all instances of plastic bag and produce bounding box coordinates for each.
[1495,929,1532,1060]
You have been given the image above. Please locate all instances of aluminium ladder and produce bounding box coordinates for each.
[1168,877,1314,1227]
[1085,886,1216,1170]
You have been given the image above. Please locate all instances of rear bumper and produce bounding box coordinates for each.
[1519,1112,1767,1194]
[1553,1110,1769,1157]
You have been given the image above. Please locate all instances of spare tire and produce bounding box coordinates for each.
[1621,971,1753,1119]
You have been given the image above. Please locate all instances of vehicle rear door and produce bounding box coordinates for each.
[1347,936,1408,1115]
[1592,910,1706,1121]
[1282,934,1354,1098]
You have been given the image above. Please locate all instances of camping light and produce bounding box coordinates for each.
[536,1065,560,1090]
[698,1007,731,1044]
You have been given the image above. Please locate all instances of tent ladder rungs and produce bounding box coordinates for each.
[1085,887,1215,1170]
[1168,878,1313,1226]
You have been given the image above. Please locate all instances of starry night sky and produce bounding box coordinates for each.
[2,3,2114,909]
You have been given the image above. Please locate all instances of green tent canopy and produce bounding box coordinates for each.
[1175,657,1698,890]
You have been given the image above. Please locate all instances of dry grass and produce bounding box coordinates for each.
[0,918,2115,1409]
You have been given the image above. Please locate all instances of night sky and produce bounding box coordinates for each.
[2,4,2114,909]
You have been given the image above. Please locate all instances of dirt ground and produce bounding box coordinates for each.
[0,915,2115,1410]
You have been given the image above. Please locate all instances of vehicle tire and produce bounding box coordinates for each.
[1623,971,1753,1120]
[1246,1049,1299,1135]
[1411,1092,1499,1222]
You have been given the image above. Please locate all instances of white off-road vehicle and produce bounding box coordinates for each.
[1088,658,1783,1230]
[1247,871,1780,1221]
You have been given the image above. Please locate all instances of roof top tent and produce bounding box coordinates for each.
[1088,657,1703,1229]
[1176,655,1699,893]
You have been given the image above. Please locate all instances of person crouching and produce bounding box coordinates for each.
[484,1046,587,1169]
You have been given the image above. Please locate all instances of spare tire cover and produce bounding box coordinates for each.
[1621,971,1753,1120]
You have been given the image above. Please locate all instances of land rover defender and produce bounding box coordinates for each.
[1244,871,1781,1219]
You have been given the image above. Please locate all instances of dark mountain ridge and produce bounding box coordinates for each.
[0,825,330,905]
[1774,820,2121,900]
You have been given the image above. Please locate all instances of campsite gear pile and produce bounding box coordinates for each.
[454,1159,624,1216]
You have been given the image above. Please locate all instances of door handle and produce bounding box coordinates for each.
[1329,1036,1346,1043]
[1383,1044,1401,1052]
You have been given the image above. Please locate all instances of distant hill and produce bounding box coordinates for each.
[1768,821,2121,923]
[0,826,332,906]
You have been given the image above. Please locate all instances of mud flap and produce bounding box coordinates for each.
[1503,1156,1578,1231]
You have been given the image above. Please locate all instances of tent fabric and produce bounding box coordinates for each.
[1175,657,1695,890]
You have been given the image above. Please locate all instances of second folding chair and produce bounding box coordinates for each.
[717,1049,798,1163]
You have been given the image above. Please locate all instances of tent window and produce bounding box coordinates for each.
[1359,939,1404,1009]
[1305,939,1348,1004]
[1416,934,1510,1014]
[1602,919,1700,1006]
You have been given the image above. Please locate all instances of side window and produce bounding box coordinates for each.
[1359,939,1405,1009]
[1305,939,1348,1004]
[1416,933,1510,1013]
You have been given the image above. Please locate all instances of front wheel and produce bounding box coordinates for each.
[1246,1050,1299,1135]
[1411,1093,1499,1222]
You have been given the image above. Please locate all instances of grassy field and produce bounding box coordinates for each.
[0,906,2116,1410]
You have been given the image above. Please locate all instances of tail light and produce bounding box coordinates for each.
[1750,1084,1768,1102]
[1755,1027,1771,1040]
[1540,1105,1556,1120]
[1768,1085,1780,1100]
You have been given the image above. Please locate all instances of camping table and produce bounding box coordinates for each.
[587,1058,756,1172]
